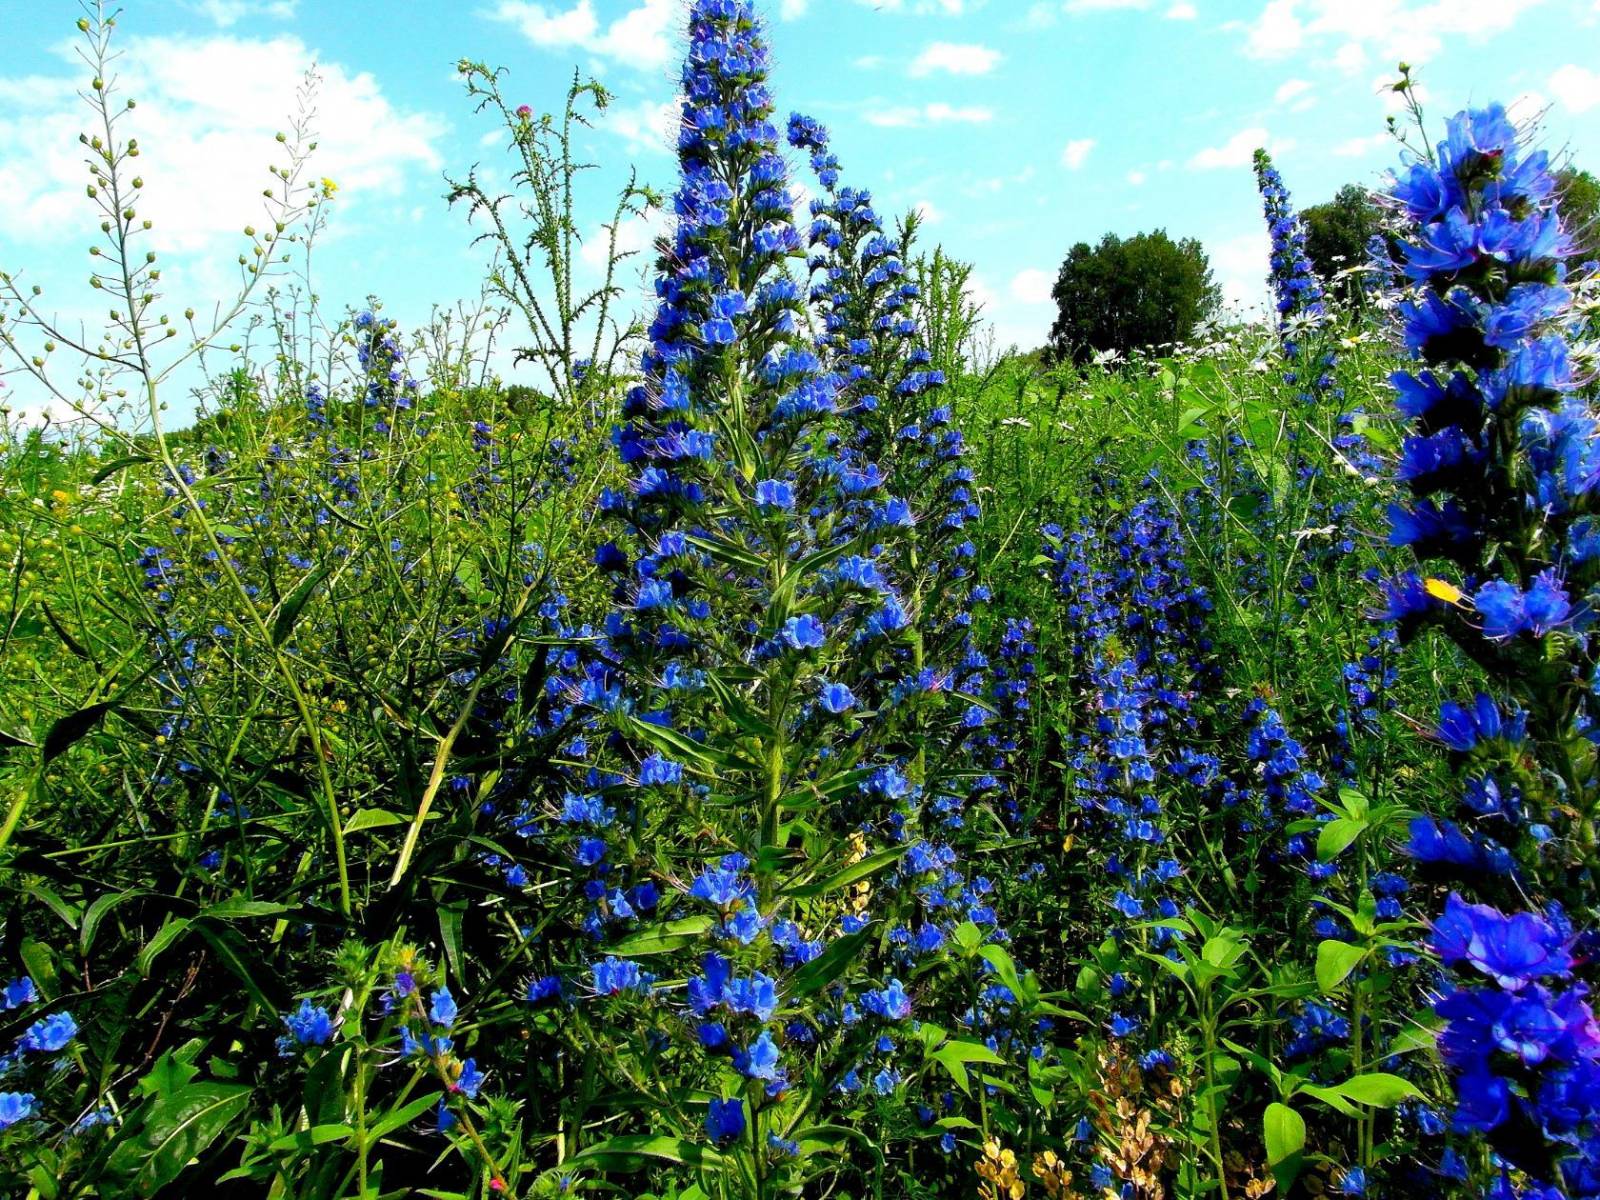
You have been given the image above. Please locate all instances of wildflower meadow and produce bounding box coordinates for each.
[3,2,1600,1197]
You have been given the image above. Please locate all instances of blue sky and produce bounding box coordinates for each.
[2,0,1599,417]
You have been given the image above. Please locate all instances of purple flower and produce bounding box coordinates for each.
[1431,893,1573,991]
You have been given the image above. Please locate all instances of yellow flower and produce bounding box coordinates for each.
[1424,577,1465,605]
[319,177,339,197]
[977,1138,1027,1200]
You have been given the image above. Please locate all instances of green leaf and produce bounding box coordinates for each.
[136,917,193,977]
[439,901,467,984]
[1317,816,1366,861]
[193,926,278,1017]
[199,897,289,921]
[787,846,907,899]
[107,1082,252,1196]
[80,888,148,957]
[92,454,152,484]
[1337,785,1370,820]
[1315,940,1367,994]
[367,1093,441,1140]
[43,701,115,763]
[570,1134,725,1171]
[270,561,334,647]
[1333,1072,1423,1107]
[343,808,407,833]
[790,930,870,998]
[608,915,716,957]
[979,945,1025,1003]
[268,1123,354,1152]
[1263,1102,1305,1190]
[933,1038,1005,1065]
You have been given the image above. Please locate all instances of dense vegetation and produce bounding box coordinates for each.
[2,4,1599,1199]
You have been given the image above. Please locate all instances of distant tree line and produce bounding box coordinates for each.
[1043,165,1598,364]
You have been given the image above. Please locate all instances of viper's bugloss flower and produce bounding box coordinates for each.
[705,1097,745,1144]
[18,1012,76,1054]
[0,1092,36,1130]
[428,987,458,1029]
[818,680,856,713]
[591,957,651,997]
[1,978,36,1011]
[280,1000,333,1050]
[1430,893,1572,990]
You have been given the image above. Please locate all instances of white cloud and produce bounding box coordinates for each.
[1274,78,1312,104]
[912,199,944,225]
[1246,0,1302,55]
[850,0,973,12]
[909,42,1003,76]
[1166,1,1198,15]
[1509,90,1549,124]
[1211,229,1271,313]
[602,97,680,156]
[779,0,810,17]
[1189,127,1287,169]
[1242,0,1548,65]
[1127,168,1148,185]
[1332,132,1390,156]
[1064,0,1150,9]
[578,205,669,271]
[186,0,297,25]
[486,0,674,72]
[962,166,1036,197]
[1331,41,1368,72]
[1550,64,1600,114]
[854,55,885,70]
[0,34,443,257]
[1060,138,1096,168]
[1009,268,1055,305]
[865,102,994,127]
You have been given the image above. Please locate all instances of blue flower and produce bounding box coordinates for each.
[453,1058,485,1099]
[818,680,856,713]
[727,971,779,1022]
[591,957,651,996]
[1,978,36,1011]
[780,613,826,650]
[705,1097,745,1144]
[281,1000,334,1048]
[754,478,795,511]
[690,865,752,907]
[1430,893,1573,991]
[429,987,458,1029]
[738,1029,782,1080]
[638,753,684,787]
[527,975,564,1007]
[864,978,912,1021]
[0,1092,36,1130]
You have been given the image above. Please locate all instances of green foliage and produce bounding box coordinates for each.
[1558,165,1600,262]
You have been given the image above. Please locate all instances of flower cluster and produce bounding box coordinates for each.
[0,978,79,1135]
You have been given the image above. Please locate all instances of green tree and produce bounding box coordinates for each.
[1047,229,1219,363]
[1302,183,1381,302]
[1558,166,1600,263]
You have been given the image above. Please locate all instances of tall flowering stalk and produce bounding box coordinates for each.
[1380,103,1600,1195]
[523,4,1021,1193]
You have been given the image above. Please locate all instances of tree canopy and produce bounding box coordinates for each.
[1301,184,1382,302]
[1047,229,1220,363]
